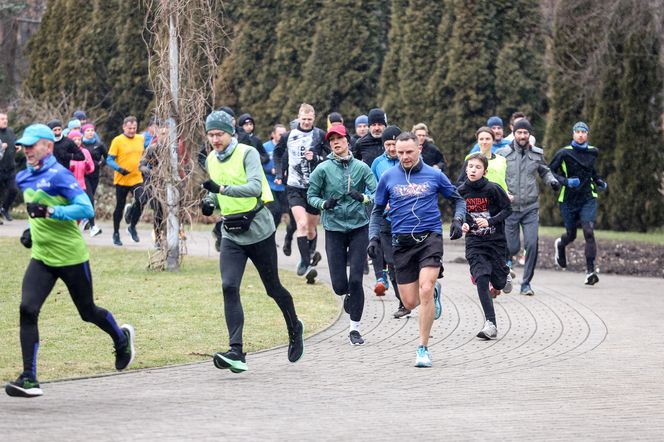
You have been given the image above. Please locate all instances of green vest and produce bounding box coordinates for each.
[207,143,273,215]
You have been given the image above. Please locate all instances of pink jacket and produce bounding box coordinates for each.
[69,146,95,190]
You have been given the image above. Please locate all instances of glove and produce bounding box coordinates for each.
[117,167,130,176]
[550,180,561,192]
[348,189,365,203]
[595,178,608,192]
[449,218,463,240]
[26,202,49,218]
[201,179,221,194]
[322,197,338,210]
[201,200,215,216]
[20,229,32,249]
[566,177,580,188]
[367,237,380,260]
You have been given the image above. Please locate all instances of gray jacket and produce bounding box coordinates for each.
[496,142,557,212]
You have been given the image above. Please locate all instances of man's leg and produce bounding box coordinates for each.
[580,199,599,282]
[291,205,311,272]
[129,184,145,228]
[504,212,522,260]
[521,209,540,285]
[416,266,439,347]
[113,185,130,234]
[219,238,249,353]
[1,172,18,216]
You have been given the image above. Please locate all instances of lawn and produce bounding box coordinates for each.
[0,237,337,382]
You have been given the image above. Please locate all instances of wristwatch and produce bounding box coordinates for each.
[47,206,56,217]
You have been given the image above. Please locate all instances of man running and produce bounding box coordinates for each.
[6,124,135,398]
[201,110,304,373]
[307,124,377,345]
[369,132,466,367]
[0,111,18,222]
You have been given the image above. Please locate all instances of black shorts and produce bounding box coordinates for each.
[287,186,320,215]
[392,232,443,284]
[466,247,509,290]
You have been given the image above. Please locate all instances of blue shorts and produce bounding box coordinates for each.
[560,199,597,229]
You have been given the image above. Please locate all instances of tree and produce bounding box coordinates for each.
[377,0,408,124]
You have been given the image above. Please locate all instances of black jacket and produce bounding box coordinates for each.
[0,127,17,173]
[421,140,446,171]
[352,133,383,167]
[549,144,602,205]
[457,177,512,249]
[54,137,85,168]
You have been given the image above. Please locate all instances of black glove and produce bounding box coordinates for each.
[348,189,365,203]
[117,167,130,176]
[550,179,561,192]
[202,179,221,194]
[201,200,215,216]
[26,202,49,218]
[367,237,380,259]
[322,197,338,210]
[449,218,463,240]
[20,229,32,249]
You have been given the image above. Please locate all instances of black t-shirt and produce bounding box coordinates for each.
[457,177,512,250]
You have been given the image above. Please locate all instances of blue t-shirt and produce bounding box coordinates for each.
[374,161,460,235]
[262,139,284,192]
[469,138,511,154]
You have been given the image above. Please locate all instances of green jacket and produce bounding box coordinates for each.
[307,153,377,232]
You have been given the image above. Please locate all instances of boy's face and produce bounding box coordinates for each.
[466,158,487,182]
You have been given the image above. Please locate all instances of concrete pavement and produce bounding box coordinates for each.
[1,219,663,441]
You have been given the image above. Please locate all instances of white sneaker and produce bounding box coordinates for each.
[503,274,513,294]
[89,225,102,237]
[477,320,497,340]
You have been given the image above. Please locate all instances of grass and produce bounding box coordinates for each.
[537,226,664,245]
[0,237,337,382]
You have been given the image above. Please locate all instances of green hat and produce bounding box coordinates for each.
[205,110,234,134]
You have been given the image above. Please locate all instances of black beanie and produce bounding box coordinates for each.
[513,119,532,133]
[47,119,63,129]
[368,108,387,126]
[381,125,401,143]
[238,113,254,127]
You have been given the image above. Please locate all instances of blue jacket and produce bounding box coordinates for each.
[262,139,284,192]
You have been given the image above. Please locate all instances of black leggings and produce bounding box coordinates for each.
[85,175,100,227]
[220,233,299,351]
[325,226,369,322]
[560,221,597,272]
[20,259,126,378]
[113,184,144,233]
[476,275,496,325]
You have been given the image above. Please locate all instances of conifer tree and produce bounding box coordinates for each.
[377,0,408,124]
[426,0,455,139]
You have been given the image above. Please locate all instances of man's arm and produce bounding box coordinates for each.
[273,131,289,181]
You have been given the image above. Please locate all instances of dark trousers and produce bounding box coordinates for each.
[85,175,100,226]
[325,225,369,322]
[113,184,144,233]
[0,171,18,212]
[19,259,126,378]
[505,208,539,284]
[220,233,299,351]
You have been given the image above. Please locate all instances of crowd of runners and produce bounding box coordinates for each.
[0,103,606,397]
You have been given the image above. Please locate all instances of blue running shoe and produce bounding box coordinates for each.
[433,280,442,320]
[414,345,432,368]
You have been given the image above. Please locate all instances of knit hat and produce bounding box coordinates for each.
[67,129,82,140]
[573,121,589,133]
[206,110,234,134]
[355,114,368,128]
[325,124,348,141]
[367,108,387,126]
[81,123,95,133]
[238,113,254,127]
[513,119,532,133]
[73,110,87,120]
[487,116,503,128]
[67,119,81,130]
[381,125,402,143]
[47,119,63,129]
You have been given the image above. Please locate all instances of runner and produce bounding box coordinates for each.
[369,132,466,367]
[81,123,107,237]
[201,110,304,373]
[6,124,135,398]
[458,153,513,340]
[307,124,377,345]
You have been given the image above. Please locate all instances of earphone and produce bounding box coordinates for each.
[402,162,425,243]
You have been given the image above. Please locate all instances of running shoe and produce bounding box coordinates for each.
[348,330,365,346]
[414,345,432,368]
[296,261,307,276]
[123,203,132,225]
[113,232,123,246]
[288,319,305,363]
[305,266,317,284]
[213,349,248,373]
[584,271,599,286]
[520,283,534,296]
[310,251,322,267]
[0,208,13,221]
[115,324,135,370]
[506,258,516,278]
[374,277,388,297]
[89,225,102,237]
[282,236,292,256]
[393,306,411,319]
[477,320,497,340]
[555,238,567,268]
[127,225,140,243]
[503,273,513,294]
[5,373,42,398]
[433,280,442,320]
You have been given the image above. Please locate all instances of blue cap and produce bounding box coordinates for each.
[67,119,81,130]
[16,124,56,146]
[355,114,368,128]
[487,116,503,128]
[573,121,589,133]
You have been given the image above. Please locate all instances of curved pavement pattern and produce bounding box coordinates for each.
[1,221,663,441]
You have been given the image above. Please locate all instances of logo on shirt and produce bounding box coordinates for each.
[36,178,51,189]
[393,182,431,199]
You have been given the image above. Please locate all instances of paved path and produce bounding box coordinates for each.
[1,220,663,441]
